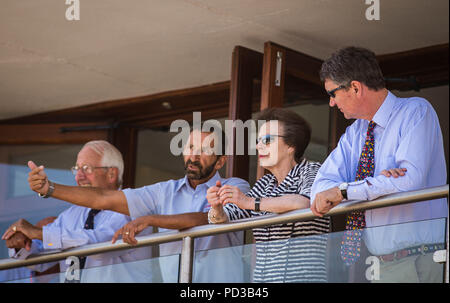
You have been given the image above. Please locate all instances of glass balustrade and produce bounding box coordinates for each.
[0,251,178,283]
[192,217,447,283]
[0,217,446,283]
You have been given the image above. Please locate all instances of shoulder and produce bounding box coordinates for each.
[221,176,250,188]
[253,173,273,187]
[293,159,321,176]
[393,95,435,117]
[302,159,322,170]
[123,178,182,195]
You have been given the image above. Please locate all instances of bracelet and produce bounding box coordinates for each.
[38,180,55,199]
[208,208,226,224]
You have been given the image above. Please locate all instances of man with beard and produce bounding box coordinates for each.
[26,129,250,282]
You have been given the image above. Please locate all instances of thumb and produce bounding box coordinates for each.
[216,180,222,187]
[112,229,121,244]
[28,161,37,170]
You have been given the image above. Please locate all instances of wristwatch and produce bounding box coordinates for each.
[38,180,55,199]
[338,182,348,200]
[254,197,261,212]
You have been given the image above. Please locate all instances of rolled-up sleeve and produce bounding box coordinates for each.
[123,184,161,218]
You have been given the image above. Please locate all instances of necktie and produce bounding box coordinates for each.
[65,209,101,283]
[341,121,376,266]
[79,209,101,269]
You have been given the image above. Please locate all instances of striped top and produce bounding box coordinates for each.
[223,159,330,282]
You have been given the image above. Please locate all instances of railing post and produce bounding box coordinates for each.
[179,236,194,283]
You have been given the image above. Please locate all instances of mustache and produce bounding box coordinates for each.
[185,160,202,170]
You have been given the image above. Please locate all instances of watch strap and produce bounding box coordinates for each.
[254,197,261,212]
[340,188,348,200]
[38,180,55,199]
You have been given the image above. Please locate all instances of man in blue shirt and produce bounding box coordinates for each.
[310,46,447,282]
[26,129,250,282]
[2,140,153,282]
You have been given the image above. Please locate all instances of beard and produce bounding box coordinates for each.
[184,158,218,180]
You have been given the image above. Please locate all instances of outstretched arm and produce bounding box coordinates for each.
[27,161,130,215]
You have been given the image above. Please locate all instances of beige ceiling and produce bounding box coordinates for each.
[0,0,448,121]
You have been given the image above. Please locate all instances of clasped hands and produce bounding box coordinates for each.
[206,180,250,209]
[2,217,55,251]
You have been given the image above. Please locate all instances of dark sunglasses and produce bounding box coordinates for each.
[326,84,347,98]
[257,134,286,145]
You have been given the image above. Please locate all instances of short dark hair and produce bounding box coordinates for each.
[320,46,385,90]
[256,107,311,163]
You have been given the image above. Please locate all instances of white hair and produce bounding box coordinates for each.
[82,140,124,187]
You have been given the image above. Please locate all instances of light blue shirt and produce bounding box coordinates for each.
[10,206,153,282]
[311,91,447,255]
[123,172,250,282]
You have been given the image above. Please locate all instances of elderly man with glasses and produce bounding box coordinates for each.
[2,140,153,283]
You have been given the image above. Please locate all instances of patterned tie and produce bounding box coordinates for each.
[65,209,101,283]
[341,121,376,266]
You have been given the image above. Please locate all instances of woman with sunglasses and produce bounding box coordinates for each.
[207,107,330,283]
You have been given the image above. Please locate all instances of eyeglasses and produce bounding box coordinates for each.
[326,84,347,98]
[71,164,112,175]
[257,134,286,145]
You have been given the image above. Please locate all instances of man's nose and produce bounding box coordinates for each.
[329,98,336,107]
[75,169,86,180]
[189,149,201,160]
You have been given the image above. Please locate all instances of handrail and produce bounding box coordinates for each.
[0,185,448,273]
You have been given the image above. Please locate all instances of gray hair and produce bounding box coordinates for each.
[82,140,124,187]
[320,46,385,90]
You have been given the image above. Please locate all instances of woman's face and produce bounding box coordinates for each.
[256,121,294,169]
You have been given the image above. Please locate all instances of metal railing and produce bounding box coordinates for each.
[0,185,448,283]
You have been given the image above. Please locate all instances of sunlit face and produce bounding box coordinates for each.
[74,147,115,189]
[256,121,293,169]
[182,130,224,181]
[325,79,358,120]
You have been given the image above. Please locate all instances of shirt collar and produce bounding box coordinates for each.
[176,171,222,192]
[371,90,396,128]
[205,171,222,188]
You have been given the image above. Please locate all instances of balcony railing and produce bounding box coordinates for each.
[0,185,448,283]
